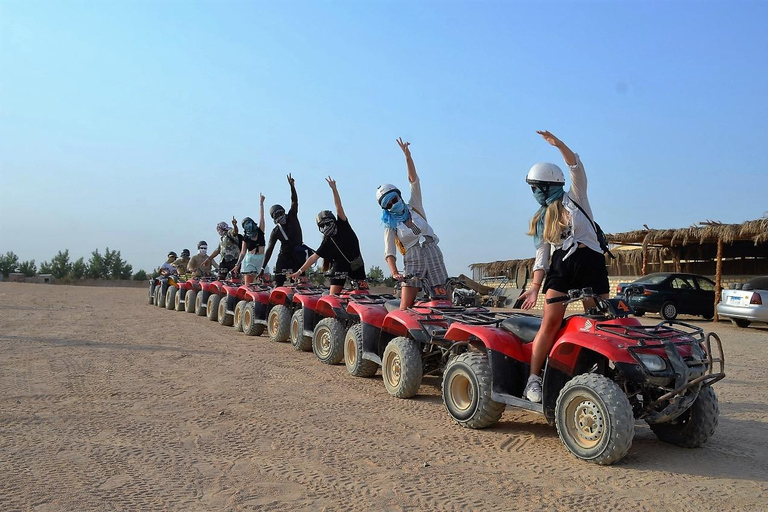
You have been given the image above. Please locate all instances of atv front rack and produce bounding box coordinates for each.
[596,319,705,346]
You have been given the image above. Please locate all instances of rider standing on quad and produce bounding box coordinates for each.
[234,193,267,285]
[517,130,610,403]
[378,138,448,310]
[172,249,191,275]
[187,241,215,277]
[259,174,313,286]
[288,176,366,295]
[205,218,243,279]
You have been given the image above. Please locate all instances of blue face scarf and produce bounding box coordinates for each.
[380,191,410,228]
[532,185,565,247]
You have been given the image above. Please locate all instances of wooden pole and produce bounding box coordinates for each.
[641,246,648,276]
[714,236,723,322]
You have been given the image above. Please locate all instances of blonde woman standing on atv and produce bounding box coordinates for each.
[518,130,610,403]
[378,137,448,310]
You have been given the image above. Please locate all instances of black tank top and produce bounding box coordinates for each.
[244,228,265,251]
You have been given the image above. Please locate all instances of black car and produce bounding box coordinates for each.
[615,272,716,320]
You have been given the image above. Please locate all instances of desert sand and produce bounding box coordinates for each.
[1,282,766,511]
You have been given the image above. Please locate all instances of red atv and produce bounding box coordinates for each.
[311,276,384,365]
[288,286,327,352]
[438,286,725,465]
[344,277,474,398]
[195,274,240,320]
[149,274,175,308]
[265,273,326,344]
[217,281,250,327]
[174,276,207,313]
[233,280,273,336]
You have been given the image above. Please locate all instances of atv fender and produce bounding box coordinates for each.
[381,310,423,340]
[347,301,387,329]
[445,324,531,361]
[269,287,292,306]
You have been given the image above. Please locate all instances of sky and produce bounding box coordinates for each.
[1,0,767,276]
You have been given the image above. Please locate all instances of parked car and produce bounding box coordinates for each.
[717,276,768,328]
[615,272,716,320]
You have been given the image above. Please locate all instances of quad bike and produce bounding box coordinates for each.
[219,274,274,331]
[205,273,241,322]
[234,279,274,336]
[182,275,214,314]
[437,286,725,465]
[289,285,327,352]
[265,272,326,344]
[344,276,479,398]
[165,274,194,311]
[149,273,176,308]
[311,275,378,365]
[195,273,240,320]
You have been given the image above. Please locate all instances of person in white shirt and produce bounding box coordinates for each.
[518,130,610,403]
[377,137,448,310]
[159,252,178,276]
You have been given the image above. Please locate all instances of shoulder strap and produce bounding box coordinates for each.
[330,237,352,264]
[568,196,616,259]
[568,196,597,231]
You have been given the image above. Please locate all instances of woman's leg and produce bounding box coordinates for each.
[329,284,343,295]
[400,285,419,309]
[529,288,568,377]
[244,274,254,285]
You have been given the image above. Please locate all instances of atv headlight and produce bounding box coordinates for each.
[637,354,667,372]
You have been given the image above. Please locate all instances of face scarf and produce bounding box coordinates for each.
[319,221,337,238]
[532,185,565,248]
[380,191,410,229]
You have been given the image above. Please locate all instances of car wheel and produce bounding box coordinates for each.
[633,310,645,317]
[731,318,750,328]
[660,301,678,320]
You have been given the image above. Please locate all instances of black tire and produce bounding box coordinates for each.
[344,323,377,377]
[731,318,751,328]
[660,301,678,320]
[290,309,313,351]
[382,337,423,398]
[166,287,177,310]
[702,310,714,320]
[555,373,635,465]
[233,300,247,332]
[648,387,719,448]
[207,294,220,322]
[218,297,233,326]
[148,283,154,305]
[242,302,266,336]
[313,318,345,365]
[155,286,165,308]
[174,289,184,311]
[195,292,206,316]
[185,290,197,313]
[442,352,505,429]
[268,305,291,342]
[633,310,645,317]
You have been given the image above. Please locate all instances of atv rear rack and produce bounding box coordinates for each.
[596,319,705,347]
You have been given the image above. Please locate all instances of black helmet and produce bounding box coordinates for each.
[197,240,208,249]
[269,204,285,218]
[181,249,190,258]
[316,210,337,236]
[168,251,178,259]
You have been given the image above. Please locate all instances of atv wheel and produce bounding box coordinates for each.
[185,290,197,313]
[148,284,154,305]
[242,302,266,336]
[555,373,634,465]
[648,386,719,448]
[660,301,678,320]
[382,337,422,399]
[218,297,233,326]
[166,287,177,310]
[731,318,750,328]
[268,305,291,342]
[174,289,184,311]
[195,292,206,316]
[290,309,312,351]
[442,352,505,429]
[233,301,246,332]
[313,317,345,364]
[155,286,165,308]
[207,294,221,322]
[344,323,377,377]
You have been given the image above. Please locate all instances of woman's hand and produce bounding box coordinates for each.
[233,264,240,274]
[287,271,300,280]
[537,130,562,147]
[287,173,295,186]
[396,137,411,158]
[260,193,265,204]
[392,270,404,281]
[232,216,237,227]
[325,176,337,189]
[519,288,539,310]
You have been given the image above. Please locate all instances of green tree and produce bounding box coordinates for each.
[367,265,384,284]
[17,260,37,277]
[0,251,20,277]
[87,249,106,279]
[383,276,397,288]
[132,269,148,281]
[70,257,88,279]
[49,250,72,279]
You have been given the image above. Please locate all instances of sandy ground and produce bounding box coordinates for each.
[1,282,766,511]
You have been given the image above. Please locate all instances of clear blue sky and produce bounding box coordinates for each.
[1,0,766,276]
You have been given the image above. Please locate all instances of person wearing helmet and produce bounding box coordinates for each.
[159,251,178,276]
[205,217,243,280]
[378,137,448,310]
[259,174,313,286]
[188,241,215,277]
[288,177,366,294]
[234,193,268,285]
[172,249,191,275]
[518,130,610,403]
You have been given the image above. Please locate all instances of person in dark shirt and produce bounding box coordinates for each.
[234,193,267,285]
[259,174,313,286]
[289,177,365,295]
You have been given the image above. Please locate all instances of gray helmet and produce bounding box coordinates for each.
[167,251,177,259]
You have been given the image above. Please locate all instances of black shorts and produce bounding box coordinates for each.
[544,247,609,296]
[328,261,367,286]
[218,258,237,279]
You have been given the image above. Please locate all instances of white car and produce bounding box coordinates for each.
[717,276,768,328]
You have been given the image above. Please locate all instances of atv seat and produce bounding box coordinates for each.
[499,316,543,344]
[384,299,401,313]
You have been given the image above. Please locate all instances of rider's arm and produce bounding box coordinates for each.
[384,228,400,276]
[330,183,346,222]
[235,240,247,268]
[259,196,266,233]
[261,230,278,270]
[288,181,298,216]
[294,253,320,275]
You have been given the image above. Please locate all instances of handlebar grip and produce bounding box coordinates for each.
[546,295,570,305]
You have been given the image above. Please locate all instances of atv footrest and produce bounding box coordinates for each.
[491,392,544,415]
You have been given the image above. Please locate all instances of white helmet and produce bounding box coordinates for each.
[526,162,565,186]
[376,183,401,206]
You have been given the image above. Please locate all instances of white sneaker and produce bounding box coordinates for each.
[524,375,542,403]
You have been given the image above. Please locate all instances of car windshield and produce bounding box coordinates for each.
[634,275,668,285]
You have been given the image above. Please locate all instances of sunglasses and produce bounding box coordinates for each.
[383,197,398,210]
[199,246,208,250]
